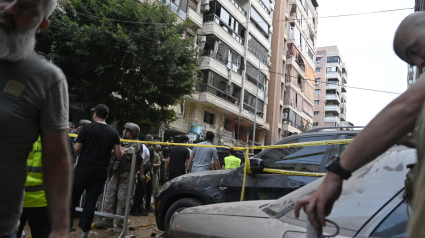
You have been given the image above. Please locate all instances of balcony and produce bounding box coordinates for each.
[202,50,243,75]
[325,105,341,114]
[325,94,341,104]
[341,84,347,93]
[324,116,341,125]
[187,8,203,29]
[256,0,271,14]
[228,0,247,17]
[341,72,347,84]
[340,113,346,121]
[326,82,339,90]
[199,84,240,114]
[341,93,347,103]
[204,15,245,45]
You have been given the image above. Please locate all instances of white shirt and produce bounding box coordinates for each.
[142,144,150,165]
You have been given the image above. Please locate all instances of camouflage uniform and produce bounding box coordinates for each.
[94,141,143,231]
[151,145,163,198]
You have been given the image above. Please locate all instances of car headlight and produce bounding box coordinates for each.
[160,181,171,193]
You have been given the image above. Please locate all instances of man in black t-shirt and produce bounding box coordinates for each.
[165,136,190,180]
[70,104,123,237]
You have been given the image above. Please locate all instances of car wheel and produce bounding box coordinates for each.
[164,198,204,237]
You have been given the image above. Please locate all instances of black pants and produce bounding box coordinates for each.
[131,175,153,212]
[17,207,51,238]
[70,169,106,232]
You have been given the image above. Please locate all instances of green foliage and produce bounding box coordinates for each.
[42,0,200,126]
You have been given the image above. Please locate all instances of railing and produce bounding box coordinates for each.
[243,103,264,118]
[229,0,247,16]
[246,75,265,91]
[162,0,187,19]
[248,46,268,65]
[256,0,271,14]
[202,50,243,75]
[199,84,240,106]
[204,15,245,45]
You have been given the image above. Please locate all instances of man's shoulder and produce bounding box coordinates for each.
[26,53,66,83]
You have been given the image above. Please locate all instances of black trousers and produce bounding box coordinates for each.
[131,175,153,212]
[70,169,106,232]
[17,207,51,238]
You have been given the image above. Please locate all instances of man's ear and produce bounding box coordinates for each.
[36,19,50,34]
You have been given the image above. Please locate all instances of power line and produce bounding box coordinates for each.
[213,57,403,94]
[59,5,413,26]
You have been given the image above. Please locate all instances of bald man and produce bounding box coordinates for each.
[295,12,425,238]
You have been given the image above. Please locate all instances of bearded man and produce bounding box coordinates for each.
[0,1,71,238]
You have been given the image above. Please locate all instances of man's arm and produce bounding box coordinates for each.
[295,75,425,228]
[114,144,123,158]
[41,129,72,237]
[74,142,83,156]
[186,153,195,172]
[165,157,170,179]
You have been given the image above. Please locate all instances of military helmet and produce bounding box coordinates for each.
[79,119,91,125]
[124,122,140,138]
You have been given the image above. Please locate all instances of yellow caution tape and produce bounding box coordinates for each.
[69,133,351,201]
[263,168,326,177]
[146,174,151,184]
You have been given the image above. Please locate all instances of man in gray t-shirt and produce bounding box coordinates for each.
[0,1,71,237]
[187,131,220,173]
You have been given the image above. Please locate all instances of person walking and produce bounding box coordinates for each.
[187,131,220,173]
[70,104,122,238]
[295,12,425,238]
[0,1,72,237]
[165,136,190,180]
[93,123,144,234]
[223,149,241,169]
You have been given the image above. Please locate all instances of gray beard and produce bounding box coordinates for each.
[0,26,36,62]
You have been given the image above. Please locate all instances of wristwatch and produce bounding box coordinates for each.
[326,156,351,180]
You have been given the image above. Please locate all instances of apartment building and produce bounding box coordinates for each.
[313,46,348,127]
[160,0,274,146]
[265,0,319,145]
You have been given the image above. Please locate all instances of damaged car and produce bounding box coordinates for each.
[168,145,416,238]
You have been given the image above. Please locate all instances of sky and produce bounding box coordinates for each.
[315,0,415,126]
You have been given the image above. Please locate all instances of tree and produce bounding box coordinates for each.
[40,0,200,127]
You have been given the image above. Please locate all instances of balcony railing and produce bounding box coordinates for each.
[199,84,240,106]
[248,46,268,65]
[256,0,271,14]
[229,0,247,16]
[243,103,264,118]
[204,15,245,45]
[202,50,243,75]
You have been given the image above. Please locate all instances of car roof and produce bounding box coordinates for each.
[262,146,417,232]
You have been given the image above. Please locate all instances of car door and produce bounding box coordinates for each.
[243,135,336,201]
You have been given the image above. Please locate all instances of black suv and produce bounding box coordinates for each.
[155,127,360,235]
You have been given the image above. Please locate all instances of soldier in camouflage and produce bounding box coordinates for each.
[152,144,163,198]
[92,123,143,234]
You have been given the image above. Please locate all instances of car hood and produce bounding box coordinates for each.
[180,200,273,218]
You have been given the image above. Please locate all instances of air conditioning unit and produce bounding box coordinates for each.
[201,0,210,12]
[267,61,272,68]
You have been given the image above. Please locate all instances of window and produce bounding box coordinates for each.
[315,68,321,72]
[246,61,266,90]
[250,7,270,38]
[314,111,319,116]
[326,66,341,75]
[315,78,321,85]
[314,100,319,105]
[204,111,215,124]
[248,34,268,64]
[260,136,333,172]
[315,89,320,94]
[316,57,322,62]
[371,201,410,238]
[243,91,264,117]
[164,0,189,19]
[189,0,197,11]
[313,122,319,126]
[408,77,414,85]
[336,134,356,155]
[327,56,340,63]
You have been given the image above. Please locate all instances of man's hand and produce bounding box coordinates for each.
[140,173,146,182]
[398,128,417,148]
[294,172,343,228]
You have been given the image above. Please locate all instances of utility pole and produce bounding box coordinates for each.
[252,57,261,153]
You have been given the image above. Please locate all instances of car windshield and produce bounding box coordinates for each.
[261,146,416,232]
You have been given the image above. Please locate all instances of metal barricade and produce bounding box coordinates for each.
[74,150,137,238]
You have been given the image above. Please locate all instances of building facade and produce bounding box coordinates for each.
[313,46,348,128]
[265,0,319,145]
[160,0,274,146]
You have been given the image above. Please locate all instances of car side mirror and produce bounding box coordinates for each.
[249,158,264,174]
